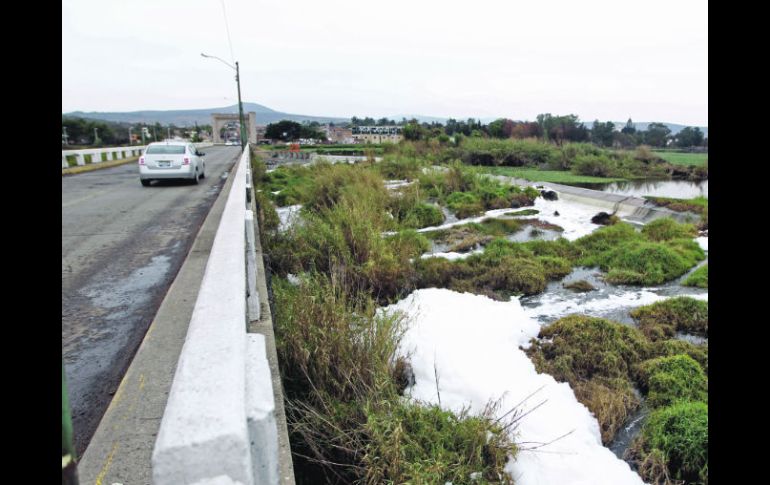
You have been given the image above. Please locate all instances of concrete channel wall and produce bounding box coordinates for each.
[492,175,698,224]
[61,142,214,168]
[152,145,284,485]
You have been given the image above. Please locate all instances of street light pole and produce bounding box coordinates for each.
[201,53,247,150]
[235,62,246,150]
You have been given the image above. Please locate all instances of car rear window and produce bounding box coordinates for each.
[146,145,186,154]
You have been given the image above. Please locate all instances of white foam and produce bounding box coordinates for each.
[276,204,302,232]
[384,289,646,485]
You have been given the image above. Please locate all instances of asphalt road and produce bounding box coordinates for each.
[62,145,240,456]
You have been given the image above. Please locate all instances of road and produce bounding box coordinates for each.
[62,145,240,456]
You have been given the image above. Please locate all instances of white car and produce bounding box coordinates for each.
[139,141,206,186]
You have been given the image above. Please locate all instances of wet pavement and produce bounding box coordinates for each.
[62,146,240,455]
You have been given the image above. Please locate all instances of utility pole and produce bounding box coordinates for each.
[93,128,99,146]
[236,61,246,150]
[201,53,247,150]
[128,127,133,145]
[167,127,171,140]
[141,126,146,145]
[63,126,69,146]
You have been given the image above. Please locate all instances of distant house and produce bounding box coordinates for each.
[351,126,403,144]
[324,125,354,144]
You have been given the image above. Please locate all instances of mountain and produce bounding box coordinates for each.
[63,102,348,126]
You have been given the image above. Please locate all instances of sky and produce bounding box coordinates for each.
[62,0,708,126]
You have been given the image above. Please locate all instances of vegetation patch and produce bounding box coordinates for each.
[641,218,697,241]
[682,264,708,288]
[630,297,708,341]
[593,239,705,285]
[478,166,626,184]
[635,355,707,408]
[644,195,708,215]
[525,315,651,443]
[626,401,708,485]
[650,340,708,375]
[363,401,516,484]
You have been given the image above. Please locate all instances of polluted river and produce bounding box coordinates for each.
[274,178,708,485]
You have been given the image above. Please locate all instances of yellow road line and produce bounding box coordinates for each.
[94,442,118,485]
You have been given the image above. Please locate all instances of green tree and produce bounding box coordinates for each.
[402,122,426,141]
[265,120,303,141]
[591,120,616,147]
[641,123,672,148]
[675,127,704,148]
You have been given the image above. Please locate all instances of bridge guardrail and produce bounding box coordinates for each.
[151,145,279,485]
[61,142,215,168]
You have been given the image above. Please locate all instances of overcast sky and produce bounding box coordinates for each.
[62,0,707,125]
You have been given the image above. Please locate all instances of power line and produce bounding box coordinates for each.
[220,0,236,65]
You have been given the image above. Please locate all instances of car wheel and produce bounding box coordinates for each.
[141,179,151,187]
[192,170,200,185]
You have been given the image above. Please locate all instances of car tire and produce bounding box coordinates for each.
[191,170,200,185]
[141,179,151,187]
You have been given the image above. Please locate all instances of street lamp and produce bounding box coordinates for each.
[201,53,247,150]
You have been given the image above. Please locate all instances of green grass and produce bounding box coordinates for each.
[683,264,708,288]
[525,315,651,444]
[478,166,626,184]
[630,296,708,340]
[636,355,708,408]
[654,151,708,167]
[644,195,708,215]
[627,401,708,484]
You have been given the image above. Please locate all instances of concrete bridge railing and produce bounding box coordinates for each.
[152,145,280,485]
[61,142,215,168]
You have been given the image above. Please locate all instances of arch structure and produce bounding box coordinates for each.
[211,112,257,144]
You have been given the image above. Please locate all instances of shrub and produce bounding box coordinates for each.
[401,203,445,229]
[635,355,708,408]
[630,297,708,340]
[571,154,618,177]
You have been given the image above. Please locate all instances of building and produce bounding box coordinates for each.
[351,126,403,144]
[324,125,354,144]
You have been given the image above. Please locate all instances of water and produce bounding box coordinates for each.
[576,179,708,199]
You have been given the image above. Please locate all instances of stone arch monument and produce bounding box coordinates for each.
[211,112,257,144]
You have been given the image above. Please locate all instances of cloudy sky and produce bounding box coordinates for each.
[62,0,707,125]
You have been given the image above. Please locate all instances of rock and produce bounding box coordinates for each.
[591,212,616,225]
[541,190,558,201]
[563,280,596,292]
[554,211,560,216]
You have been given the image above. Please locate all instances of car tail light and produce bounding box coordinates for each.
[183,157,190,165]
[139,156,145,165]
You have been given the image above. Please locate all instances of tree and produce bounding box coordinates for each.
[487,118,515,138]
[621,118,636,135]
[641,123,672,148]
[591,120,616,147]
[537,113,589,145]
[265,120,303,141]
[675,127,704,148]
[402,122,426,141]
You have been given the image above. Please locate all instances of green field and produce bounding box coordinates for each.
[654,151,708,167]
[477,166,627,184]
